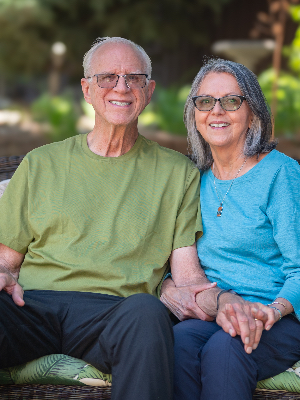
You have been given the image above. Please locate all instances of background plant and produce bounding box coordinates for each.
[139,85,190,135]
[31,92,78,142]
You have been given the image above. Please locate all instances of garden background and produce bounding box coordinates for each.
[0,0,300,158]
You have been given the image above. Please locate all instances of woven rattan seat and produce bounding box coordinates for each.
[1,154,300,400]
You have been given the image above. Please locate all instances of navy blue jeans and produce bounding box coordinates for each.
[173,315,300,400]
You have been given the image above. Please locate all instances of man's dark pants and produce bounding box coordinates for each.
[0,290,174,400]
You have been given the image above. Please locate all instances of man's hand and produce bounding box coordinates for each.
[0,267,24,306]
[0,243,25,306]
[160,278,217,321]
[216,293,280,354]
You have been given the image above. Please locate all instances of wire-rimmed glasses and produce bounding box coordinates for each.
[87,73,149,89]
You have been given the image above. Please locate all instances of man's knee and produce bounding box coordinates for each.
[123,293,169,320]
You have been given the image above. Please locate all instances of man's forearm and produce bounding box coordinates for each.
[170,243,211,286]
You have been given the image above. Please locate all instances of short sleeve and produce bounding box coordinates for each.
[0,157,33,254]
[172,166,203,250]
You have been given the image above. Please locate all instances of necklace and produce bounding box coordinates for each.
[213,158,247,217]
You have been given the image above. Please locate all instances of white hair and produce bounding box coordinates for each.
[83,37,152,79]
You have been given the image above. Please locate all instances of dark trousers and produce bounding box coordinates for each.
[0,290,174,400]
[173,315,300,400]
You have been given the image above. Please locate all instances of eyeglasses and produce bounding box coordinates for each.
[192,95,246,111]
[87,73,149,89]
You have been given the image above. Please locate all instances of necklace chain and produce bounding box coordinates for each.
[213,158,247,217]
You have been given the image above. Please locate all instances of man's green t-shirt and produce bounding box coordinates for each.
[0,134,202,297]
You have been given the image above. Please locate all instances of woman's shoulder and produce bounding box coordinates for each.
[257,150,300,178]
[265,149,299,167]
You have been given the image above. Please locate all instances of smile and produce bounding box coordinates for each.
[109,101,131,106]
[209,123,230,128]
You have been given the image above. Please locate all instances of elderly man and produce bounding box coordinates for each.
[0,37,213,400]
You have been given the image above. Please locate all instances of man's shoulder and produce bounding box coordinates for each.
[140,135,196,169]
[25,135,81,164]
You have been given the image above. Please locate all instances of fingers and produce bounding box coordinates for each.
[176,282,217,298]
[252,305,276,331]
[219,300,281,354]
[190,282,217,297]
[252,319,264,350]
[0,273,25,306]
[229,303,258,353]
[11,283,25,307]
[216,305,237,337]
[263,307,277,331]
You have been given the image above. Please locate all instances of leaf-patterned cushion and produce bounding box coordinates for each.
[1,354,300,392]
[257,361,300,393]
[0,354,112,387]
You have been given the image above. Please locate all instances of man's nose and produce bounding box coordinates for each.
[113,75,130,92]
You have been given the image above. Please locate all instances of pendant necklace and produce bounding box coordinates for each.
[213,158,247,217]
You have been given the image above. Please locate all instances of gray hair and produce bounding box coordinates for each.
[83,37,152,79]
[184,58,277,170]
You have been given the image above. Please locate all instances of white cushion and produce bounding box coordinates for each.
[0,179,10,198]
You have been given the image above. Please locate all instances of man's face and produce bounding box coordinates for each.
[81,43,155,128]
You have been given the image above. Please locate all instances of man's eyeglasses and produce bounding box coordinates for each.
[87,73,149,89]
[192,95,246,112]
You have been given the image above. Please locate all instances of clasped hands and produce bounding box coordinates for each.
[160,279,281,354]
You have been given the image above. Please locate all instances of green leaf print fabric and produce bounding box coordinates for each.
[1,354,300,392]
[0,354,112,387]
[257,361,300,393]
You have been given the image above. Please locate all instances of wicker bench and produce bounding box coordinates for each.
[1,155,300,400]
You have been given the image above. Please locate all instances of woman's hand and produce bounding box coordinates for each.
[160,278,217,321]
[216,294,281,354]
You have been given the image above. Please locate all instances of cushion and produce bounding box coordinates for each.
[0,179,10,198]
[257,360,300,393]
[0,354,112,387]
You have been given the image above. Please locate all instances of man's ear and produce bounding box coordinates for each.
[81,78,92,104]
[146,80,156,106]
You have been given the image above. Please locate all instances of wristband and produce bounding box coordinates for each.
[216,289,238,310]
[271,301,287,310]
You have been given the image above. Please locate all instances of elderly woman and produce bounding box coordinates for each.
[161,59,300,400]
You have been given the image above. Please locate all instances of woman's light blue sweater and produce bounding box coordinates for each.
[197,150,300,319]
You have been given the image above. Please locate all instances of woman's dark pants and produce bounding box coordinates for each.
[174,316,300,400]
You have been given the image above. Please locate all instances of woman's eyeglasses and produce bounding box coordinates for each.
[192,95,246,111]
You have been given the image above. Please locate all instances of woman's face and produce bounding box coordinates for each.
[195,72,252,152]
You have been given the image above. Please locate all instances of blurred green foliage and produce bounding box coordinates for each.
[139,85,190,135]
[258,4,300,137]
[0,0,53,77]
[258,69,300,136]
[0,0,233,79]
[284,5,300,76]
[31,93,78,141]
